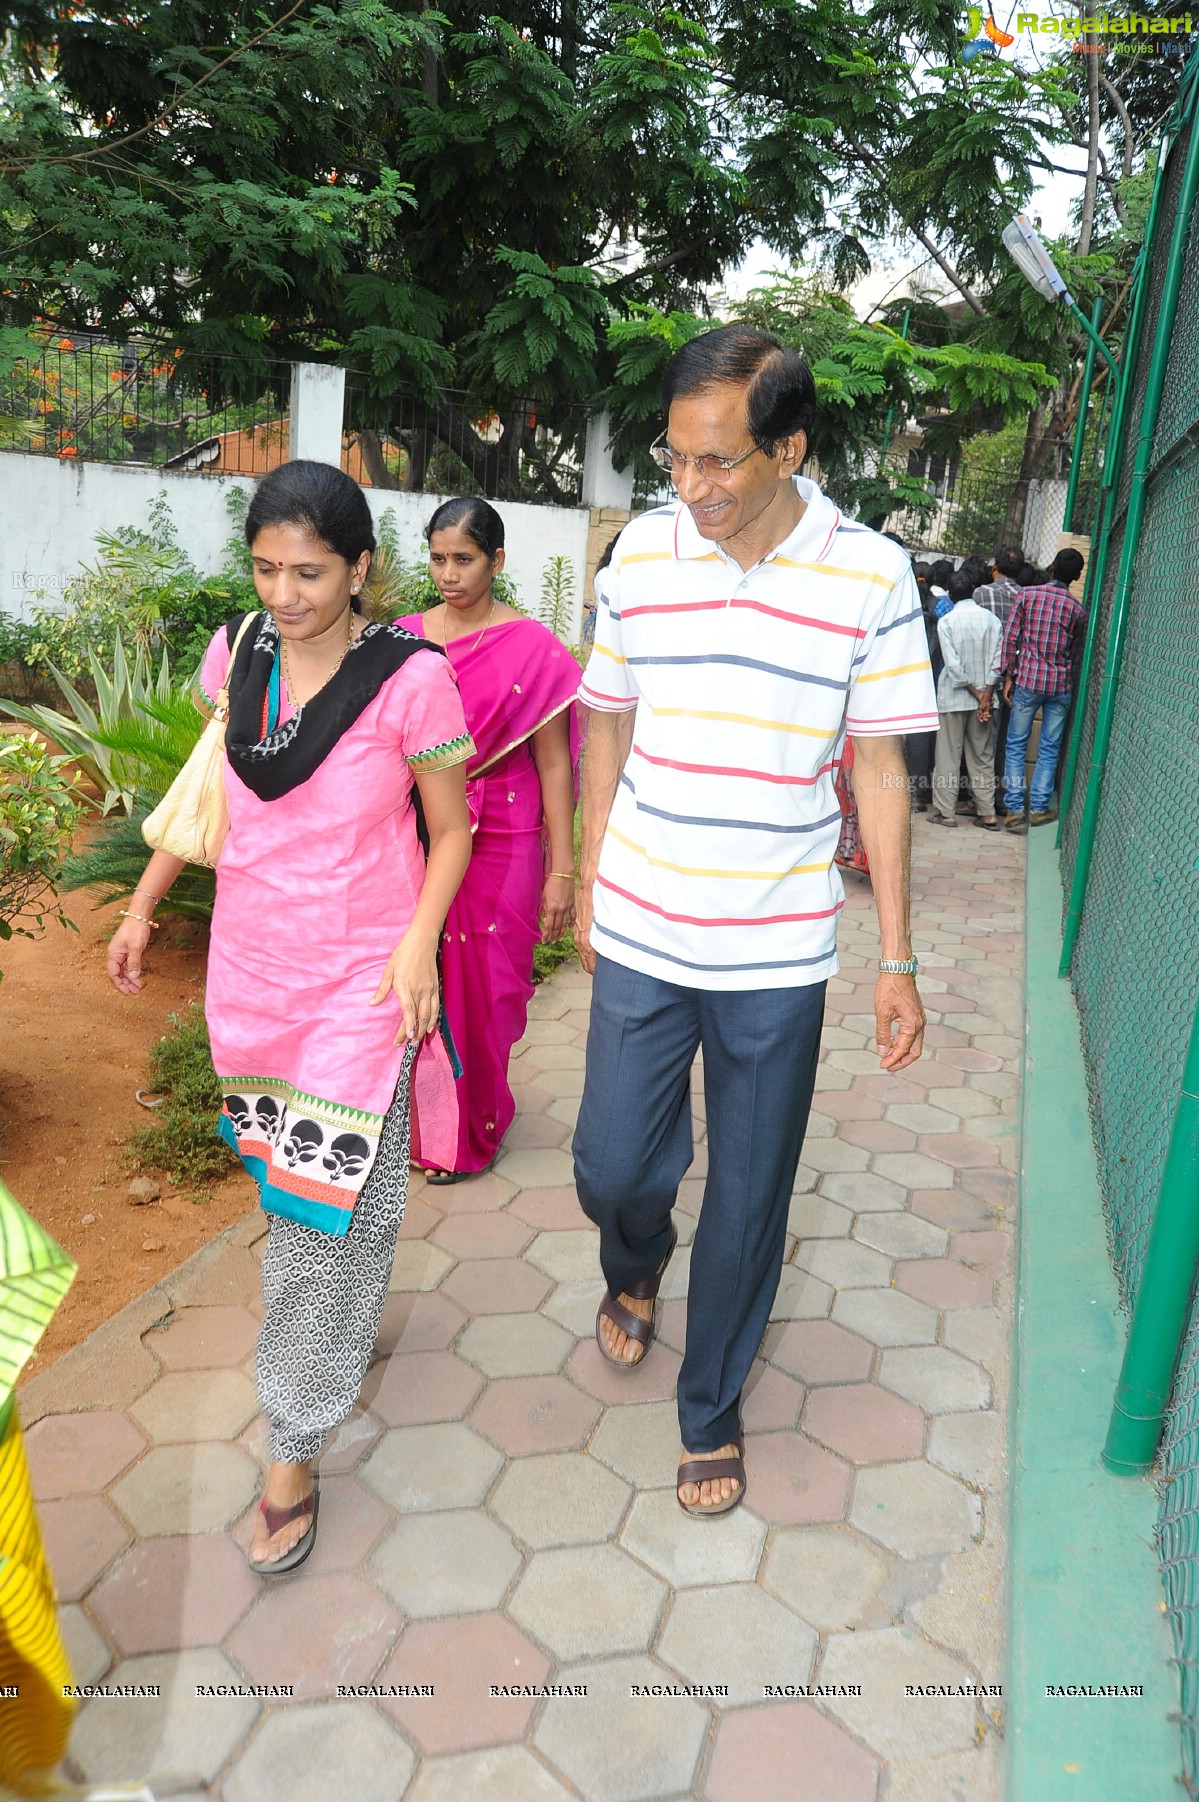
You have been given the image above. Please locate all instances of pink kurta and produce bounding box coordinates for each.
[199,626,473,1234]
[404,615,582,1171]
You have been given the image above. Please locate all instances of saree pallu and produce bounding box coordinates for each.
[404,616,583,1172]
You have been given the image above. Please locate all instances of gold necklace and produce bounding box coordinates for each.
[440,595,496,655]
[280,618,356,707]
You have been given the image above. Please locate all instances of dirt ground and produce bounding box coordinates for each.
[1,889,255,1383]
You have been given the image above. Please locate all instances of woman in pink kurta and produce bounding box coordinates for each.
[405,498,583,1179]
[107,462,473,1576]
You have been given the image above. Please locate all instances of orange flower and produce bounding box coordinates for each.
[110,370,125,380]
[57,446,78,458]
[58,337,75,351]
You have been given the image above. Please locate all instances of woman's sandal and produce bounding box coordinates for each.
[424,1154,499,1187]
[595,1225,678,1368]
[247,1488,318,1575]
[676,1438,746,1518]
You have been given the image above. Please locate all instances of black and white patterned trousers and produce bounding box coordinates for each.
[256,1045,415,1464]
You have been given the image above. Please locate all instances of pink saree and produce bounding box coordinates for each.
[404,615,583,1171]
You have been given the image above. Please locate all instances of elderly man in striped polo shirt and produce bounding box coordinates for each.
[573,325,939,1516]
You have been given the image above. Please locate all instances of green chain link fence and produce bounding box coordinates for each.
[1059,53,1199,1793]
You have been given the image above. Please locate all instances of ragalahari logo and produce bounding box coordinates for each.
[962,5,1017,57]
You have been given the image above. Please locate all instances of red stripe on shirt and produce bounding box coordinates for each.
[596,873,846,928]
[633,745,840,786]
[731,597,866,637]
[619,598,730,619]
[845,711,941,728]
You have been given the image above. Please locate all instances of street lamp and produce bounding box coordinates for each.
[1002,214,1119,376]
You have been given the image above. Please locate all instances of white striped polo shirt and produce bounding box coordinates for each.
[577,475,939,990]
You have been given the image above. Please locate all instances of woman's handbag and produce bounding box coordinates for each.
[142,612,259,867]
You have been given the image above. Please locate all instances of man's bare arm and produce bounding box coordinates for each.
[575,706,636,974]
[849,732,926,1071]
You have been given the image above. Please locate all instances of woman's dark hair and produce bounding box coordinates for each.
[245,460,376,566]
[661,325,816,451]
[426,496,505,557]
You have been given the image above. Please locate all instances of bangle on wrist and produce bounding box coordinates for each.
[878,956,918,975]
[547,871,576,882]
[132,888,162,906]
[120,909,159,929]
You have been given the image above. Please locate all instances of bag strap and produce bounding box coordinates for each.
[215,612,260,714]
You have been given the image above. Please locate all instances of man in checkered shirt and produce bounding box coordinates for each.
[1000,547,1086,831]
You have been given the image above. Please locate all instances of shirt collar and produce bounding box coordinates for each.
[671,474,841,568]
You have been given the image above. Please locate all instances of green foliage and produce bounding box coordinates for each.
[538,558,577,642]
[127,1005,238,1188]
[1,632,175,814]
[61,801,216,924]
[0,731,84,968]
[533,931,576,985]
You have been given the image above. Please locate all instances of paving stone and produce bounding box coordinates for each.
[25,1411,146,1499]
[819,1172,909,1213]
[768,1266,834,1321]
[441,1258,553,1316]
[543,1277,607,1337]
[374,1291,467,1356]
[371,1509,521,1616]
[268,1475,393,1577]
[705,1700,881,1802]
[490,1451,631,1548]
[764,1318,874,1384]
[130,1368,258,1443]
[957,1168,1016,1208]
[659,1581,815,1706]
[851,1462,981,1557]
[916,1132,1000,1171]
[406,1746,574,1802]
[38,1496,130,1602]
[951,1229,1010,1275]
[397,1194,443,1241]
[942,1307,1006,1371]
[787,1194,854,1239]
[458,1311,575,1377]
[369,1349,484,1427]
[802,1106,837,1137]
[883,1103,962,1134]
[804,1383,925,1464]
[502,1113,571,1154]
[908,1188,995,1232]
[800,1138,871,1173]
[565,1334,684,1405]
[742,1362,805,1432]
[895,1258,993,1310]
[793,1240,893,1289]
[223,1699,416,1802]
[881,1345,991,1414]
[507,1185,588,1231]
[144,1305,260,1370]
[416,1169,515,1213]
[545,1096,582,1129]
[495,1147,578,1186]
[528,988,572,1021]
[375,1613,550,1753]
[387,1241,455,1293]
[360,1422,503,1512]
[57,1603,112,1686]
[928,1410,1002,1487]
[430,1212,535,1260]
[818,1627,981,1757]
[762,1524,892,1630]
[89,1533,259,1653]
[520,1017,579,1046]
[906,1538,1006,1679]
[853,1213,948,1260]
[869,1152,955,1190]
[739,1432,850,1525]
[806,1087,884,1122]
[839,1119,920,1155]
[591,1401,679,1488]
[469,1374,600,1455]
[881,1746,1001,1802]
[927,1087,997,1121]
[109,1443,259,1536]
[68,1649,258,1788]
[510,1542,667,1658]
[308,1407,380,1475]
[657,1242,693,1302]
[830,1288,939,1350]
[535,1654,708,1802]
[619,1489,766,1586]
[525,1228,602,1282]
[227,1571,400,1699]
[520,1040,587,1071]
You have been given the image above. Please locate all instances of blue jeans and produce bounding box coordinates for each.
[1004,686,1071,814]
[573,956,824,1452]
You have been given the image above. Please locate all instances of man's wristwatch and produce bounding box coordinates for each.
[878,957,920,976]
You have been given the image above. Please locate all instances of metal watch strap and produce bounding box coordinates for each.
[878,957,920,975]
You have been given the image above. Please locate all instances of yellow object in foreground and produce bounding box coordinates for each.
[0,1181,78,1792]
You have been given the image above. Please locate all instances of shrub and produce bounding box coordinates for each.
[128,1003,238,1187]
[0,732,84,973]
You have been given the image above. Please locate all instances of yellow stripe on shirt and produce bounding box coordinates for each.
[589,642,628,664]
[771,559,894,587]
[606,823,829,880]
[650,706,835,740]
[853,661,932,683]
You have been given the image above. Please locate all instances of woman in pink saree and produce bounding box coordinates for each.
[405,498,583,1181]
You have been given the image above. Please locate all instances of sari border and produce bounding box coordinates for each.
[218,1075,385,1136]
[217,1119,352,1236]
[470,697,578,776]
[407,731,476,772]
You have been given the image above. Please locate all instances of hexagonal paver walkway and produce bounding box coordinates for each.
[19,820,1017,1802]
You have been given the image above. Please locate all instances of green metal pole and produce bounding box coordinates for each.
[1058,108,1199,977]
[1104,993,1199,1472]
[1062,296,1104,534]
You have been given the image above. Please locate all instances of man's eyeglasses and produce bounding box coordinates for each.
[649,432,767,481]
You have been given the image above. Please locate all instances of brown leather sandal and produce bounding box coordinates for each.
[676,1438,746,1518]
[595,1224,678,1368]
[247,1487,318,1575]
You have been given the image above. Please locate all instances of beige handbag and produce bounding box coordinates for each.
[142,612,259,867]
